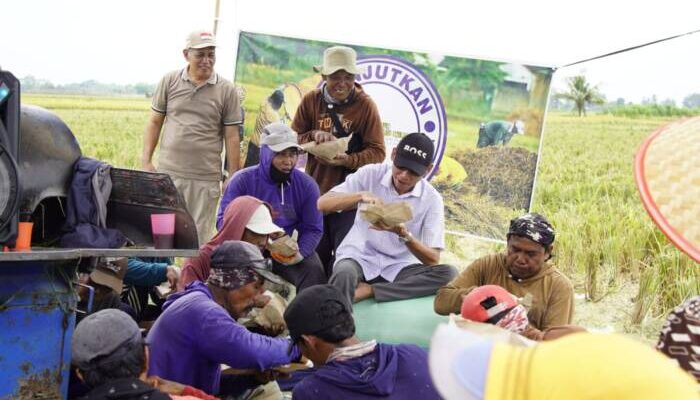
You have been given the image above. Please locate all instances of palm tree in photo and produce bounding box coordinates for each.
[557,75,605,116]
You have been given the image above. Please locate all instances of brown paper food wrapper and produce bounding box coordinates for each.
[449,314,536,347]
[301,135,351,161]
[268,235,299,257]
[254,291,288,330]
[359,201,413,227]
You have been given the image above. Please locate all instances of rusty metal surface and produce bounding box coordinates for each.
[0,262,76,398]
[108,168,199,249]
[17,105,81,215]
[15,368,62,400]
[0,247,198,262]
[110,168,183,208]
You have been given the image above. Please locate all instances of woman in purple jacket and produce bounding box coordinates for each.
[217,122,326,291]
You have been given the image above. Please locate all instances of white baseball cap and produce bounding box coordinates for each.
[185,30,216,49]
[246,204,283,235]
[261,122,303,152]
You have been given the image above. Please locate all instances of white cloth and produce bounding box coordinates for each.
[332,163,445,282]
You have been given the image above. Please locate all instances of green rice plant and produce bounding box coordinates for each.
[630,262,659,325]
[23,94,150,169]
[605,104,700,118]
[531,113,693,304]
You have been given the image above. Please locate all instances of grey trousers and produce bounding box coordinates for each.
[329,258,458,306]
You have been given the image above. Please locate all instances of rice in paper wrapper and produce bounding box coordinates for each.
[255,291,288,330]
[268,234,299,257]
[301,135,352,161]
[359,201,413,227]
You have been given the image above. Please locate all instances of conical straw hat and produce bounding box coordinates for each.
[635,116,700,262]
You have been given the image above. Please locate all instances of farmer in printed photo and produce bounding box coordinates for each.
[434,213,575,341]
[141,30,242,245]
[476,120,524,148]
[319,132,457,306]
[244,89,285,167]
[292,45,386,277]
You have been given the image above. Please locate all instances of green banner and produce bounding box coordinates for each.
[235,31,553,240]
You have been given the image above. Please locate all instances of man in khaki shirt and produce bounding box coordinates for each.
[434,213,574,341]
[142,30,241,244]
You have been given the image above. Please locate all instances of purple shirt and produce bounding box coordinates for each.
[293,343,441,399]
[147,281,300,394]
[217,145,322,258]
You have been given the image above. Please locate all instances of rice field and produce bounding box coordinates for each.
[22,94,700,339]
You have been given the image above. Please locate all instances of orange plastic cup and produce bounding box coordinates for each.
[13,222,33,251]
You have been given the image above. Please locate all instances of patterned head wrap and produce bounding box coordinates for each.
[508,213,555,247]
[208,266,261,290]
[207,240,281,290]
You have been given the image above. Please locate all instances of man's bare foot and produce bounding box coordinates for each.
[353,282,374,302]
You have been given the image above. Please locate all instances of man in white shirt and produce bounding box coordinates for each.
[318,132,457,305]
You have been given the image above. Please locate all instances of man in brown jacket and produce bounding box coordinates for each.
[434,213,574,341]
[292,46,385,276]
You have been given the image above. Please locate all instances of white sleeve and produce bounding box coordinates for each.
[330,165,372,194]
[419,192,445,249]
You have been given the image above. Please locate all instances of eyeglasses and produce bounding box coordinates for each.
[395,165,421,177]
[188,50,216,60]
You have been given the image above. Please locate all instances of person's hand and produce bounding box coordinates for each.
[143,375,186,395]
[142,160,156,172]
[358,191,381,206]
[271,251,303,266]
[323,153,349,167]
[253,293,271,308]
[165,266,179,290]
[313,130,336,144]
[269,231,285,240]
[369,221,405,236]
[264,322,287,337]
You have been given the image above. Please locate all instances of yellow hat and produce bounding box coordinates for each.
[430,324,699,400]
[485,333,698,400]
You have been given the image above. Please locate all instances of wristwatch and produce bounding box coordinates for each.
[398,231,413,244]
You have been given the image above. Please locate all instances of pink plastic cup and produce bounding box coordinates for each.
[151,213,175,249]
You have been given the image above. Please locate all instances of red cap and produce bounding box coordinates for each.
[461,285,517,322]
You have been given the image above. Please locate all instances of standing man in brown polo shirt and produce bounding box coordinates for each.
[142,30,242,244]
[292,46,385,276]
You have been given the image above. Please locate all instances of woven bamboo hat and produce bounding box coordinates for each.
[635,116,700,262]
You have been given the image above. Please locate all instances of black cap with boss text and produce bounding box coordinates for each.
[394,132,435,176]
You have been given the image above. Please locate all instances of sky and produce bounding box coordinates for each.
[2,0,699,105]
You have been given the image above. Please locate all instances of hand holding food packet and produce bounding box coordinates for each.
[268,234,303,265]
[359,200,413,228]
[301,135,352,163]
